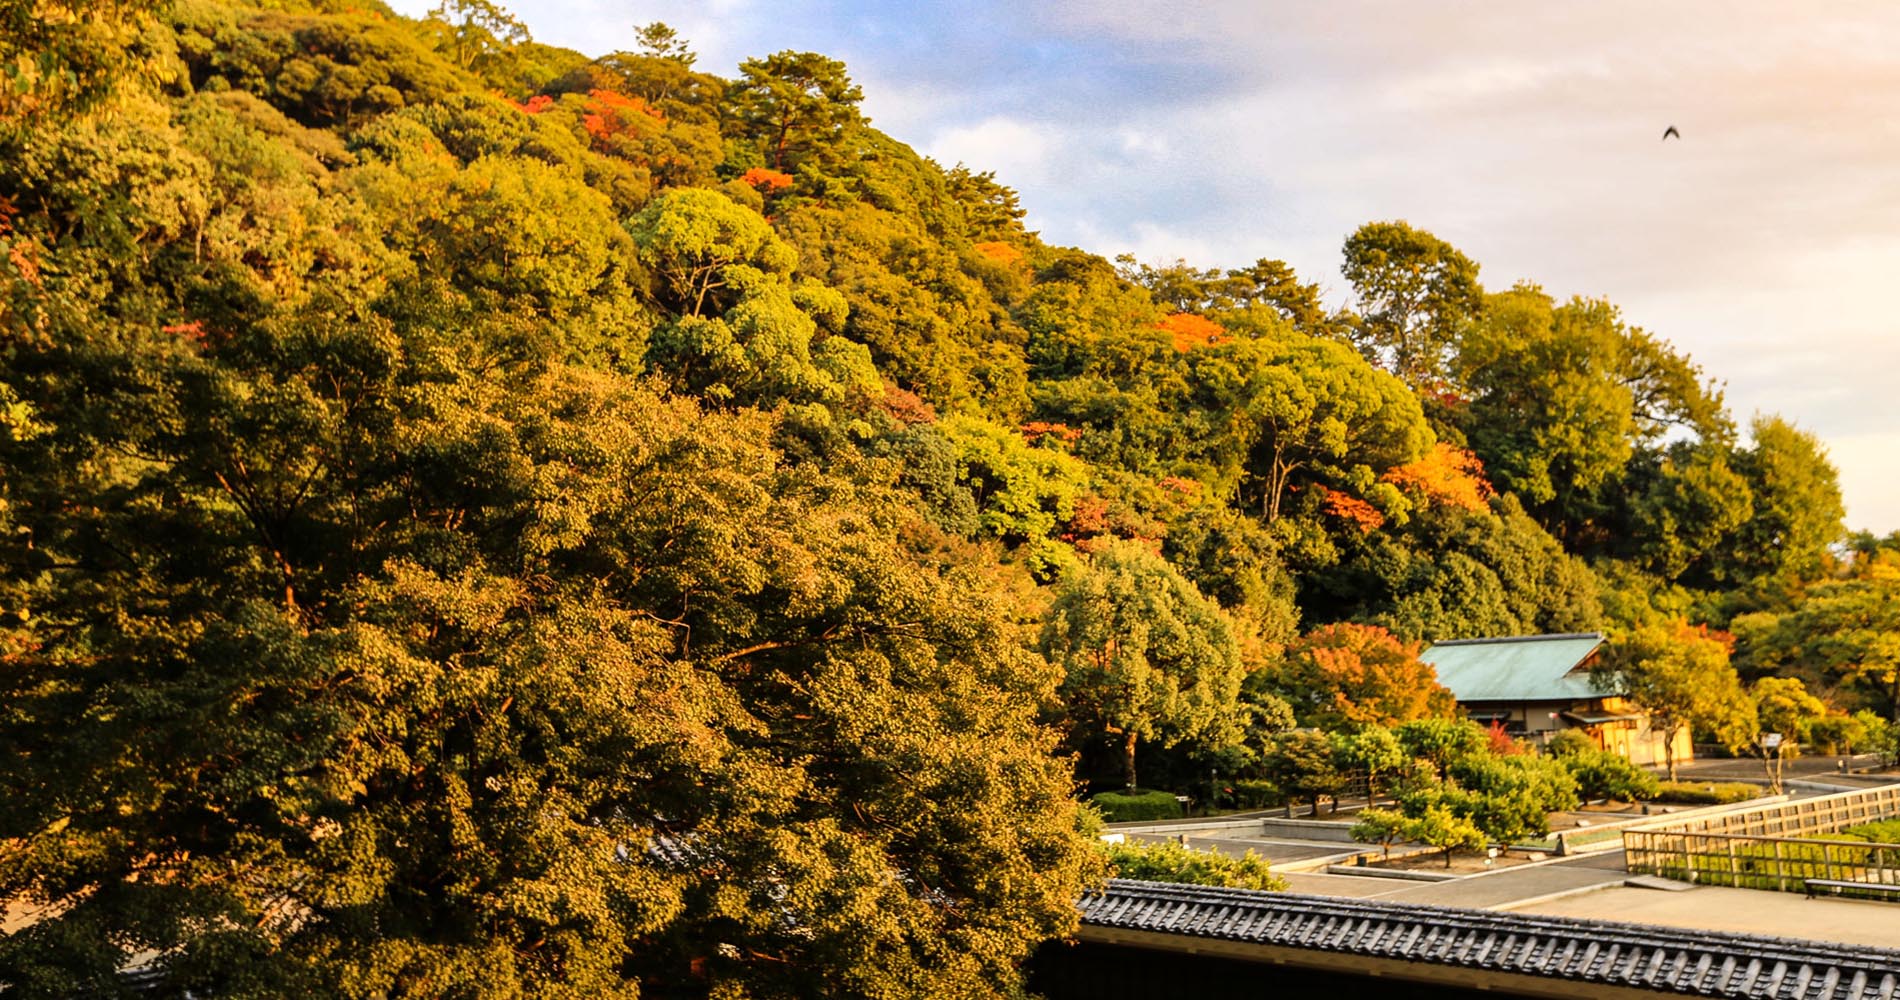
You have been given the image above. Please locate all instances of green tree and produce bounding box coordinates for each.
[1595,621,1755,780]
[939,414,1088,572]
[729,50,864,172]
[1443,754,1579,843]
[1261,730,1344,816]
[1098,840,1285,891]
[1401,803,1488,868]
[1042,540,1245,789]
[1716,416,1846,591]
[1224,258,1344,338]
[1457,288,1725,543]
[1550,735,1659,802]
[1338,726,1407,807]
[1180,330,1430,522]
[1162,502,1301,647]
[632,21,695,65]
[627,187,880,413]
[629,185,796,317]
[0,0,166,120]
[1614,441,1751,583]
[1751,676,1828,793]
[1394,718,1487,780]
[0,351,1100,995]
[1349,808,1408,859]
[1340,220,1482,386]
[425,0,530,70]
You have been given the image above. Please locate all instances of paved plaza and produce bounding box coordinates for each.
[1521,882,1900,951]
[1113,801,1900,954]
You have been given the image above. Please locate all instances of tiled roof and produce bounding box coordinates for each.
[1418,632,1612,703]
[1080,880,1900,999]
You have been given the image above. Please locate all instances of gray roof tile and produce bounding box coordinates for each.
[1080,880,1900,998]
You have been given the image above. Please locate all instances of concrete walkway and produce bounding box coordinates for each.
[1667,753,1892,783]
[1365,853,1633,908]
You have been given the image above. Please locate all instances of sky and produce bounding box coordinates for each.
[393,0,1900,531]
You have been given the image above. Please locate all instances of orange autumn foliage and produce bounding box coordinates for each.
[513,94,555,115]
[1021,421,1082,445]
[876,382,937,425]
[1065,494,1110,537]
[581,89,663,143]
[1317,486,1385,533]
[162,320,210,348]
[739,167,794,191]
[1271,623,1458,730]
[1485,720,1530,755]
[1156,312,1227,352]
[1382,443,1495,513]
[973,241,1024,266]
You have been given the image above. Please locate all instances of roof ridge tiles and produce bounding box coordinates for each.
[1080,881,1900,998]
[1425,632,1605,647]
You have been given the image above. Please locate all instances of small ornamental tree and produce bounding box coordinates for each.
[1445,754,1579,844]
[1098,840,1286,891]
[1544,729,1597,759]
[1405,804,1489,868]
[1338,726,1406,807]
[1555,745,1659,802]
[1395,718,1487,780]
[1261,730,1345,816]
[1350,808,1409,860]
[1752,676,1828,794]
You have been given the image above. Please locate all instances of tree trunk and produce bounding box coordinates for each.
[1443,847,1454,869]
[1664,726,1679,782]
[1123,730,1138,790]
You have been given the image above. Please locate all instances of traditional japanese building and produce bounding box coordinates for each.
[1417,632,1687,767]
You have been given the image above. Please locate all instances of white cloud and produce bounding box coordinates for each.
[924,116,1059,186]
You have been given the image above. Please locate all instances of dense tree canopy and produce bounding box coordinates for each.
[0,1,1876,993]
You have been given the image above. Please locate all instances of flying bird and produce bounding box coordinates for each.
[1662,126,1680,140]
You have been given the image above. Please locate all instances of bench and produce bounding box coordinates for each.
[1804,878,1900,901]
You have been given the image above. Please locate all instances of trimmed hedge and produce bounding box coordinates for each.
[1091,788,1184,822]
[1098,838,1286,891]
[1652,780,1762,805]
[1838,819,1900,843]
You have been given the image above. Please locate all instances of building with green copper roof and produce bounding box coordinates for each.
[1418,632,1687,766]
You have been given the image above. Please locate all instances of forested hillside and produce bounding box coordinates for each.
[3,2,1898,997]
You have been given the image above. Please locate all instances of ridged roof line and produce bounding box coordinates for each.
[1079,880,1900,999]
[1426,631,1605,647]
